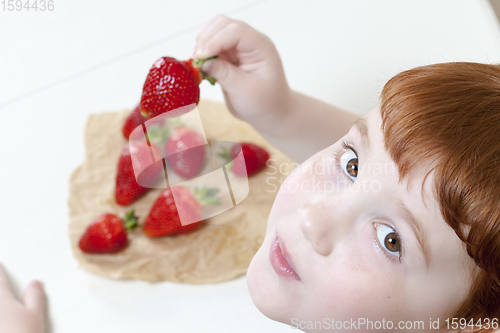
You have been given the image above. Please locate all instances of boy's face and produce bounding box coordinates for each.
[247,106,476,332]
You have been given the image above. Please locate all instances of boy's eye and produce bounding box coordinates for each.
[340,149,358,181]
[376,224,401,257]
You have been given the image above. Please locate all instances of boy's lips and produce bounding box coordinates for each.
[269,234,301,282]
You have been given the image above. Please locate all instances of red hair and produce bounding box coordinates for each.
[380,62,500,332]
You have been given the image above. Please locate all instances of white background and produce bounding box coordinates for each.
[1,1,499,332]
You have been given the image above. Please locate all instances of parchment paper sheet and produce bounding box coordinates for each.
[68,100,295,283]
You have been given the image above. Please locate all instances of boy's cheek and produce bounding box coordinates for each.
[276,151,346,201]
[267,150,348,237]
[300,262,406,325]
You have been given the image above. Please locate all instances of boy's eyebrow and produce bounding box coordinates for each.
[398,201,431,267]
[353,117,370,149]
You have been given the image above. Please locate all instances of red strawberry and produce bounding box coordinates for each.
[115,141,164,206]
[143,186,220,238]
[231,142,270,176]
[165,127,206,179]
[123,104,168,141]
[139,56,216,119]
[122,105,148,140]
[79,211,137,253]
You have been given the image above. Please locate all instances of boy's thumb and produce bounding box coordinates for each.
[23,280,47,316]
[201,58,240,87]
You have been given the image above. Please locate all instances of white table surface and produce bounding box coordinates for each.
[1,1,499,332]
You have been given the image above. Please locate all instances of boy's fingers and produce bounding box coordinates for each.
[196,22,258,60]
[195,14,230,48]
[201,58,247,89]
[23,281,46,316]
[0,264,15,299]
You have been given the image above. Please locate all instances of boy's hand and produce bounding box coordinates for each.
[194,14,292,134]
[194,14,358,162]
[0,264,46,333]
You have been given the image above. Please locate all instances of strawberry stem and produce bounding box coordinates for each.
[217,146,235,170]
[217,146,231,160]
[123,210,138,232]
[193,55,218,68]
[194,56,218,86]
[169,118,183,129]
[193,187,221,205]
[146,124,170,146]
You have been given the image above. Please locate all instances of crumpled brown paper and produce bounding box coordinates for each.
[68,100,295,283]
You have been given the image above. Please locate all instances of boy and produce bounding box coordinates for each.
[195,15,500,332]
[2,14,499,332]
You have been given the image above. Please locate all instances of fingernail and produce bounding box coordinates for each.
[195,47,208,59]
[30,280,43,289]
[190,48,197,57]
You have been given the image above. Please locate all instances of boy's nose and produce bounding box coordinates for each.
[298,198,352,256]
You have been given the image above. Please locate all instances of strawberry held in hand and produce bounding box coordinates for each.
[165,127,206,179]
[115,141,164,206]
[143,186,220,238]
[140,56,216,119]
[79,211,137,254]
